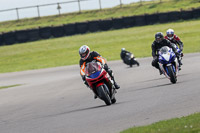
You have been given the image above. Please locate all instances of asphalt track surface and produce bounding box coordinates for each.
[0,53,200,133]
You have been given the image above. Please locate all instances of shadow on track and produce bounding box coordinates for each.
[135,83,172,91]
[125,83,172,93]
[136,77,166,83]
[66,105,107,114]
[42,104,108,119]
[41,101,127,119]
[136,72,192,84]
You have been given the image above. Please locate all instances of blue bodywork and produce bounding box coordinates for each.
[88,71,101,79]
[159,47,177,76]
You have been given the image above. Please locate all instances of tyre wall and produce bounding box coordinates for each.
[0,8,200,46]
[39,27,52,39]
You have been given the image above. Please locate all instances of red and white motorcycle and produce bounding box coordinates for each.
[85,61,117,105]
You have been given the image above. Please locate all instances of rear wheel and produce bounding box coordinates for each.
[111,98,116,104]
[167,66,177,84]
[97,85,111,105]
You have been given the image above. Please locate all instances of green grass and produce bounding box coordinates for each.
[121,112,200,133]
[0,19,200,73]
[0,84,22,89]
[0,0,200,33]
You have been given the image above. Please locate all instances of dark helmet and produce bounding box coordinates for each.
[155,32,164,43]
[79,45,90,60]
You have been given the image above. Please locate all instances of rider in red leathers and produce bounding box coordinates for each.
[165,29,183,65]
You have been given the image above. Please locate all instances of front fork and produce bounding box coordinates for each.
[159,61,179,79]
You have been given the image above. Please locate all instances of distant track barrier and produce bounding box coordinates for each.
[39,27,52,39]
[0,8,200,46]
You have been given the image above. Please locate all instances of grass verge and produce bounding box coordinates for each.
[121,112,200,133]
[0,84,22,89]
[0,0,200,33]
[0,19,200,73]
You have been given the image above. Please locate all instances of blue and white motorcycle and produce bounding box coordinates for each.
[158,46,179,83]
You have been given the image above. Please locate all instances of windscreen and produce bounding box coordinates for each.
[160,46,169,54]
[85,62,101,76]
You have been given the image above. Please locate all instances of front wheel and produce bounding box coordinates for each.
[135,60,140,66]
[131,59,140,67]
[96,85,111,105]
[167,65,177,84]
[129,58,133,67]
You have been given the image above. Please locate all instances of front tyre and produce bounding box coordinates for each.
[167,66,177,84]
[130,59,133,67]
[97,85,111,105]
[132,59,140,66]
[135,60,140,66]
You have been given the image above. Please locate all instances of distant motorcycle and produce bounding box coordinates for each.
[85,61,117,105]
[158,46,179,83]
[123,53,140,67]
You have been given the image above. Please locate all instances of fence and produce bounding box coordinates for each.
[0,0,155,22]
[0,7,200,46]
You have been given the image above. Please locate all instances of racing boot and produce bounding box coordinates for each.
[178,60,182,70]
[158,68,163,75]
[110,72,120,89]
[94,94,97,99]
[176,55,182,70]
[179,60,183,66]
[104,65,120,89]
[108,69,120,89]
[159,70,163,75]
[114,81,120,89]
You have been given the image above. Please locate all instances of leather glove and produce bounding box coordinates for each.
[82,75,89,87]
[153,56,158,60]
[175,51,180,58]
[103,64,109,71]
[84,80,89,87]
[181,53,184,57]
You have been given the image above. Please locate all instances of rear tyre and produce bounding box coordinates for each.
[111,98,116,104]
[167,66,177,84]
[97,85,111,105]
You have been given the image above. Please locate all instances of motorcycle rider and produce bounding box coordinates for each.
[120,48,131,64]
[79,45,120,93]
[165,29,183,65]
[151,32,180,75]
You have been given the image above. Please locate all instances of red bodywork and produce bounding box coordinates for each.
[85,67,112,96]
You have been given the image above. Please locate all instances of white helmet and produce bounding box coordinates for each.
[79,45,90,60]
[166,29,174,40]
[121,48,125,51]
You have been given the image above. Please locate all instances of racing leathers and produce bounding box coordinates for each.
[164,34,183,51]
